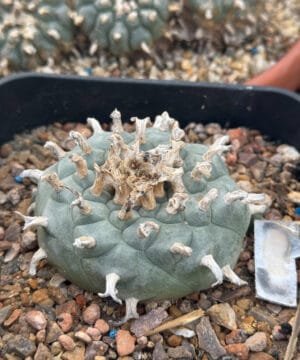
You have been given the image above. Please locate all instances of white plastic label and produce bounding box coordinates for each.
[255,220,300,307]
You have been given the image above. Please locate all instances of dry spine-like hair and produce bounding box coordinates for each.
[88,112,190,220]
[198,188,219,212]
[71,193,92,215]
[70,154,88,178]
[44,141,66,159]
[138,221,160,238]
[170,242,193,257]
[42,172,65,192]
[69,131,92,154]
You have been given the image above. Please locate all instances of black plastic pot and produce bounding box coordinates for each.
[0,73,299,148]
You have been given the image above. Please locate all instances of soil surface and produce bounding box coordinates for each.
[0,1,300,358]
[0,120,299,359]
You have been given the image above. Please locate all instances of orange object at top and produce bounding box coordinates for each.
[246,39,300,92]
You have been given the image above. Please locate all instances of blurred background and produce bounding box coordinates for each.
[0,0,299,88]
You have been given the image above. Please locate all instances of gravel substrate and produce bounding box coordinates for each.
[0,1,300,359]
[0,119,299,359]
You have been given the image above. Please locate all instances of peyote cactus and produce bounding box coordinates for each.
[186,0,255,21]
[19,112,267,322]
[0,0,74,69]
[74,0,170,55]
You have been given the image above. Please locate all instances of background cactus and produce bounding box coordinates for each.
[19,112,266,322]
[74,0,170,55]
[0,0,74,69]
[186,0,256,21]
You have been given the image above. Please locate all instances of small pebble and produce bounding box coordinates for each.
[58,334,76,351]
[228,128,248,147]
[36,329,46,343]
[95,319,110,334]
[45,321,63,344]
[1,143,13,157]
[248,308,277,327]
[236,299,252,311]
[21,231,37,250]
[207,303,237,330]
[4,242,21,263]
[179,299,194,313]
[0,226,4,240]
[86,326,101,340]
[147,340,155,349]
[240,316,257,335]
[225,329,248,345]
[57,312,73,333]
[266,303,282,315]
[0,191,7,205]
[137,335,148,347]
[171,327,195,338]
[198,293,212,310]
[249,353,275,360]
[130,307,168,337]
[34,343,52,360]
[85,341,109,359]
[7,188,21,205]
[167,346,193,359]
[4,308,22,327]
[75,293,86,308]
[6,335,36,357]
[245,332,267,352]
[61,345,85,359]
[50,341,62,356]
[49,273,66,287]
[277,144,299,162]
[247,259,255,273]
[25,310,47,330]
[205,123,221,135]
[116,329,136,357]
[75,330,92,343]
[153,342,168,360]
[196,316,226,360]
[167,334,183,347]
[238,152,258,167]
[225,343,249,360]
[0,305,13,325]
[32,288,51,306]
[288,191,300,204]
[82,303,100,325]
[56,300,79,317]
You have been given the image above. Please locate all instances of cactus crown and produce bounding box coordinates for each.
[92,111,189,220]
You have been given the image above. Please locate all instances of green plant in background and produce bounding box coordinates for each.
[0,0,74,69]
[74,0,170,55]
[186,0,255,21]
[19,112,267,322]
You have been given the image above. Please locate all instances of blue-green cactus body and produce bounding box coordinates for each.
[33,121,251,302]
[0,0,74,69]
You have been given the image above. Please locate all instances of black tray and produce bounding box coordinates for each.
[0,73,299,148]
